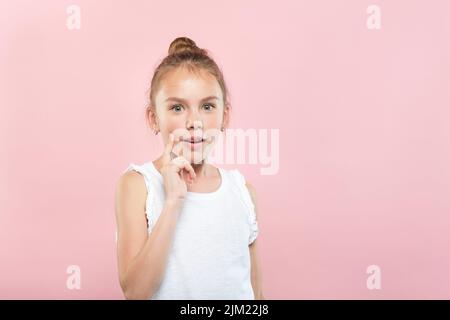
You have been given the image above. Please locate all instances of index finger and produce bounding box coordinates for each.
[163,133,175,163]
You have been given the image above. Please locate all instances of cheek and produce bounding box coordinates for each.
[160,117,185,132]
[160,113,222,132]
[202,115,222,128]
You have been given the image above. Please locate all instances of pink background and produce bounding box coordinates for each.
[1,0,449,299]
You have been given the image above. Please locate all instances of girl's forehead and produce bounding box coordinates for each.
[156,68,222,102]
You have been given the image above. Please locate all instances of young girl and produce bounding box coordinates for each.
[115,37,265,300]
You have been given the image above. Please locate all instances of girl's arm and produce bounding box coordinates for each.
[246,181,266,300]
[115,170,182,300]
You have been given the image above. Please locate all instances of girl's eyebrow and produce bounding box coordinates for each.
[165,96,219,103]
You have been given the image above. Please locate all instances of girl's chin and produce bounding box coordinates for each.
[186,151,209,165]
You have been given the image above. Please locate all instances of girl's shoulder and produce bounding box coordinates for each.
[220,166,255,200]
[117,164,148,195]
[115,166,149,222]
[118,162,157,198]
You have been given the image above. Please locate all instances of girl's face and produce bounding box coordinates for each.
[151,67,229,164]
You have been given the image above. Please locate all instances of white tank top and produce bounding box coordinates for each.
[123,161,259,300]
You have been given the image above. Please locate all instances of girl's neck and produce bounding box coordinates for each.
[192,160,207,177]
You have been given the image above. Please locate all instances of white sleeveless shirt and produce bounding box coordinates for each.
[123,161,259,300]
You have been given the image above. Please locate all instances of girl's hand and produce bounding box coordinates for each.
[160,133,196,205]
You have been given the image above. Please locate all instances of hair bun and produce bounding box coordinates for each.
[168,36,207,56]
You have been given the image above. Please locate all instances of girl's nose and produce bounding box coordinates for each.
[187,119,203,130]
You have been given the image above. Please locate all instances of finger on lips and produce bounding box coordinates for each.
[164,132,197,184]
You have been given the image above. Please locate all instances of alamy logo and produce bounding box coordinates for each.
[66,5,81,30]
[170,128,279,175]
[366,265,382,290]
[66,265,81,290]
[366,5,381,30]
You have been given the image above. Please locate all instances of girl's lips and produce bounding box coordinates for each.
[181,136,204,143]
[182,139,205,151]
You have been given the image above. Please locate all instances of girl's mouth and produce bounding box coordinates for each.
[181,137,205,150]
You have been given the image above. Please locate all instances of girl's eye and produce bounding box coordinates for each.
[203,103,215,111]
[170,104,215,112]
[171,104,184,112]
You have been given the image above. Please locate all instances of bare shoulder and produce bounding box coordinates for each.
[115,170,148,220]
[116,170,147,197]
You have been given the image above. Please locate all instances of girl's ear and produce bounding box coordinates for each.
[222,103,231,129]
[147,106,159,131]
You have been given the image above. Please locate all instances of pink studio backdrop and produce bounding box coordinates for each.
[1,0,449,299]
